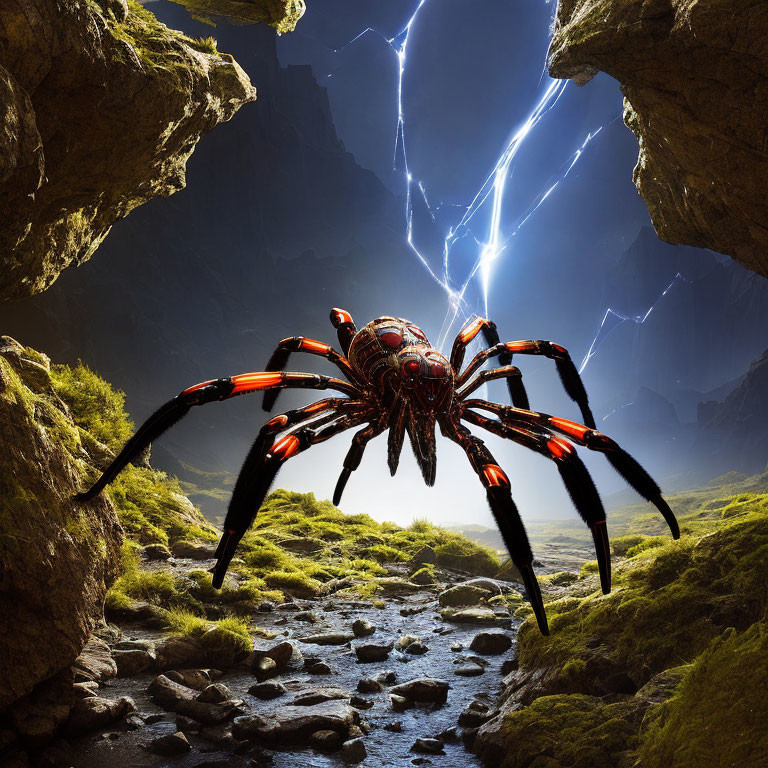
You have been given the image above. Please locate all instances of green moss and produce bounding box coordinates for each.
[638,623,768,766]
[492,694,641,768]
[367,544,409,563]
[51,362,133,452]
[518,488,768,691]
[263,569,322,597]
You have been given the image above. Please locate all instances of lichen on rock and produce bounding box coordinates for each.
[0,338,123,711]
[0,0,257,301]
[548,0,768,279]
[168,0,306,33]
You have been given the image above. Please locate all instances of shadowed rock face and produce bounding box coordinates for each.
[0,338,122,712]
[548,0,768,279]
[0,0,256,302]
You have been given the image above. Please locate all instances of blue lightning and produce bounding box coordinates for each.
[331,2,609,350]
[578,272,690,373]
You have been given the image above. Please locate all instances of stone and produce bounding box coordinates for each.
[412,738,445,755]
[306,661,332,675]
[410,567,437,586]
[396,635,420,651]
[390,695,411,713]
[300,632,355,646]
[547,0,768,278]
[357,678,383,694]
[458,702,490,728]
[355,642,393,663]
[254,657,279,682]
[114,649,155,677]
[340,737,367,763]
[295,611,319,623]
[72,637,117,683]
[384,721,403,732]
[248,681,286,700]
[232,702,358,745]
[73,682,99,700]
[154,637,206,671]
[350,695,374,710]
[113,639,155,652]
[198,683,231,704]
[440,607,510,626]
[148,675,197,707]
[469,632,513,655]
[292,687,350,706]
[438,584,493,608]
[310,729,344,752]
[375,577,423,595]
[252,640,302,671]
[141,543,171,561]
[66,696,135,736]
[149,731,191,756]
[501,659,518,676]
[454,664,484,677]
[166,669,215,690]
[390,679,449,704]
[409,546,437,568]
[405,642,428,655]
[171,540,217,559]
[376,670,397,685]
[352,619,376,637]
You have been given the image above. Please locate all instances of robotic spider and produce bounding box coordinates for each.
[76,309,679,635]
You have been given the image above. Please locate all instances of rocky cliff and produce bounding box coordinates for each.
[548,0,768,279]
[0,0,257,302]
[0,339,123,732]
[169,0,306,32]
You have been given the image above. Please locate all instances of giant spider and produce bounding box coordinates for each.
[77,309,679,634]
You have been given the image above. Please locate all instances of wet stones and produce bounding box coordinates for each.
[356,678,383,693]
[251,640,302,672]
[248,681,286,700]
[148,731,191,756]
[458,700,491,728]
[292,687,350,706]
[71,637,117,684]
[355,642,393,663]
[412,737,445,755]
[352,619,376,637]
[113,649,155,677]
[438,584,493,607]
[341,736,367,763]
[390,678,449,705]
[469,631,513,655]
[300,632,355,646]
[454,662,485,677]
[66,696,135,736]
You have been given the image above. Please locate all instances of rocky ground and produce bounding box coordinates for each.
[10,552,533,768]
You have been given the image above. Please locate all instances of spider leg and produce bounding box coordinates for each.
[333,415,388,505]
[458,339,595,428]
[441,415,549,635]
[329,307,358,356]
[464,399,680,539]
[387,398,408,476]
[461,407,611,594]
[450,317,530,409]
[262,336,361,412]
[75,372,361,501]
[457,364,526,403]
[212,409,371,587]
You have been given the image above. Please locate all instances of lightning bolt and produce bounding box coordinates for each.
[578,272,690,373]
[331,2,608,351]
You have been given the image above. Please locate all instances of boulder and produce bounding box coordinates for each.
[352,619,376,638]
[440,607,510,626]
[375,577,422,595]
[248,681,286,700]
[299,633,355,646]
[412,738,445,755]
[71,637,117,683]
[113,649,155,677]
[341,736,367,763]
[311,728,344,751]
[251,640,302,671]
[197,683,231,704]
[292,687,350,707]
[390,679,449,705]
[469,632,513,655]
[438,585,493,608]
[355,642,393,663]
[165,669,216,690]
[455,663,485,677]
[409,546,437,568]
[357,678,383,694]
[66,696,135,736]
[0,2,256,301]
[154,637,206,671]
[232,702,358,745]
[141,544,171,561]
[148,731,190,756]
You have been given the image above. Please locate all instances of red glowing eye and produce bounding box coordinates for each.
[430,363,445,377]
[404,360,420,373]
[380,331,403,348]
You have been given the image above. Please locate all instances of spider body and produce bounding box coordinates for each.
[76,307,679,635]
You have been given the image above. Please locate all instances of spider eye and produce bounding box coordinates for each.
[380,331,403,348]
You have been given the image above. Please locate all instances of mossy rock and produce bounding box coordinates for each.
[198,626,252,667]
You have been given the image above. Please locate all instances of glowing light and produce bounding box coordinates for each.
[332,2,607,350]
[578,273,689,373]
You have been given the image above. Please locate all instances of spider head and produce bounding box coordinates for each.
[395,347,454,414]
